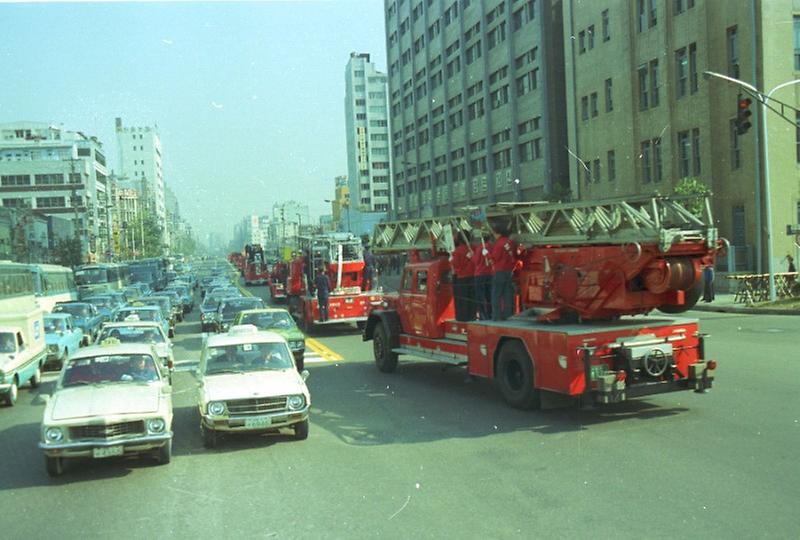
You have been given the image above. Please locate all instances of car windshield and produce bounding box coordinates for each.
[222,300,260,317]
[99,326,165,344]
[202,298,220,310]
[62,354,160,386]
[116,310,159,322]
[0,332,16,353]
[44,317,67,332]
[86,297,111,309]
[204,342,293,374]
[54,304,90,318]
[241,311,294,329]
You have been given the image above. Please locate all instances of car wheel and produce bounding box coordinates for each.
[30,367,42,389]
[293,419,309,440]
[4,379,18,406]
[168,328,175,338]
[296,355,305,372]
[201,425,218,449]
[156,440,172,465]
[45,456,65,477]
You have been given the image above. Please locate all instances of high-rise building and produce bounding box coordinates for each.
[0,121,111,261]
[563,0,800,273]
[331,175,351,232]
[344,52,393,233]
[384,0,568,219]
[114,117,168,249]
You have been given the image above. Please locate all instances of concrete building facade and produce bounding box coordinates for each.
[344,52,393,232]
[0,122,111,261]
[563,0,800,273]
[114,117,168,249]
[384,0,569,219]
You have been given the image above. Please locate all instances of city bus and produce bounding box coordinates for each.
[74,263,130,298]
[0,262,78,312]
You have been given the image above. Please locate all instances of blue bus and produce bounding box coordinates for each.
[0,262,77,312]
[74,263,130,298]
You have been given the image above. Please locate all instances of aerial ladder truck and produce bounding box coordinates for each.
[362,194,720,409]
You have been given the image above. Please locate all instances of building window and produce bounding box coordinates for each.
[3,198,28,208]
[1,174,30,186]
[676,47,688,98]
[492,148,512,169]
[519,139,541,162]
[692,128,701,175]
[516,69,538,96]
[34,173,64,186]
[727,26,739,77]
[794,16,800,70]
[602,9,610,41]
[796,111,800,163]
[650,59,659,107]
[467,98,485,120]
[592,159,601,183]
[730,119,741,170]
[648,0,657,27]
[470,156,487,175]
[579,31,586,54]
[607,150,616,181]
[604,78,613,112]
[637,0,645,32]
[490,85,509,110]
[35,196,66,208]
[487,22,507,50]
[689,43,698,93]
[581,96,589,120]
[590,92,598,117]
[641,140,652,183]
[588,25,595,49]
[638,65,649,110]
[653,138,663,182]
[677,130,691,177]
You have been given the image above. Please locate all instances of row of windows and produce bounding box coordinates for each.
[2,196,69,208]
[1,173,82,186]
[638,0,697,33]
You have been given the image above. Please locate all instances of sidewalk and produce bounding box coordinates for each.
[690,293,800,316]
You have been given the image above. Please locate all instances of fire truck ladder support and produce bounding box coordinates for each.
[371,194,717,253]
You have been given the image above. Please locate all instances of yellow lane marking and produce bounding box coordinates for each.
[305,338,344,362]
[238,283,254,297]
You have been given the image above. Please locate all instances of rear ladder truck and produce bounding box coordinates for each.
[362,194,720,409]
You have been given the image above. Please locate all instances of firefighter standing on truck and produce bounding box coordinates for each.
[489,227,517,321]
[315,271,331,322]
[451,235,475,322]
[472,232,493,320]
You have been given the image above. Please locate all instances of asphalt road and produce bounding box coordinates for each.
[1,286,798,539]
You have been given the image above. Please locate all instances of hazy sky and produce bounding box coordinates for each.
[0,1,387,243]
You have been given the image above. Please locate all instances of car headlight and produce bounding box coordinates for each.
[287,395,305,410]
[45,427,64,443]
[147,418,166,433]
[207,401,226,416]
[289,340,304,350]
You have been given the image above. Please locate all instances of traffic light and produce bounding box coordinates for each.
[735,94,753,135]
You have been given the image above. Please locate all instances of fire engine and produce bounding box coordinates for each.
[286,233,382,332]
[269,260,288,302]
[363,195,719,409]
[227,252,246,276]
[243,244,270,285]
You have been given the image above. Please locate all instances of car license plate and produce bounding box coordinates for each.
[93,446,123,459]
[244,416,272,429]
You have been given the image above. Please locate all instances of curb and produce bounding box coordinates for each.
[690,304,800,316]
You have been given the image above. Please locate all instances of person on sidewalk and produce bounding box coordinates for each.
[489,227,517,321]
[315,272,331,322]
[702,265,715,303]
[451,235,475,322]
[472,233,493,320]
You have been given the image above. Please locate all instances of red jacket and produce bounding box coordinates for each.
[451,243,474,279]
[489,235,516,273]
[472,242,493,277]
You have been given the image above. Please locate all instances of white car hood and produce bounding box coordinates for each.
[202,370,306,402]
[51,384,161,421]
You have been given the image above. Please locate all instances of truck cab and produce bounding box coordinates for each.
[393,256,454,339]
[0,301,47,406]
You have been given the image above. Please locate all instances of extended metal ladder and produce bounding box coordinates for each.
[372,194,717,253]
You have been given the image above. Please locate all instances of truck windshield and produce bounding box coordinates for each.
[54,304,91,318]
[0,332,16,353]
[74,268,108,285]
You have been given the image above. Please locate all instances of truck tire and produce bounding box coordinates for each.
[496,341,541,410]
[4,379,18,406]
[45,456,65,477]
[293,419,309,440]
[658,279,703,314]
[168,328,175,338]
[30,366,42,389]
[373,324,398,373]
[295,355,305,372]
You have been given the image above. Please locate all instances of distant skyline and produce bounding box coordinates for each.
[0,1,387,242]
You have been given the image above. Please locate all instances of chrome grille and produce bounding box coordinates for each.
[69,421,145,440]
[226,397,287,416]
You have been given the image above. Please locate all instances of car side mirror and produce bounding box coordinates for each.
[301,369,310,381]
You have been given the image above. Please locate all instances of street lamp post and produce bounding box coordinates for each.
[703,70,800,302]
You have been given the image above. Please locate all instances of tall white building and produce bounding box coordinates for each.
[0,122,111,261]
[114,117,168,248]
[344,52,392,235]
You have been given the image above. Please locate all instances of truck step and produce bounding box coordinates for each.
[392,347,467,365]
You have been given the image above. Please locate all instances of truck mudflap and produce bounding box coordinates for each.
[589,361,716,405]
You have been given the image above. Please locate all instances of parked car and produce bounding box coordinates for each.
[195,325,310,448]
[38,343,173,476]
[52,302,104,345]
[43,314,84,370]
[215,297,266,333]
[233,308,306,370]
[96,321,174,372]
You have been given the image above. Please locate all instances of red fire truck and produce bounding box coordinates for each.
[269,261,288,302]
[363,195,719,409]
[287,233,382,332]
[243,244,269,285]
[227,252,246,275]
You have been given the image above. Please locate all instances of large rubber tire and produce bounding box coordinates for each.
[295,355,305,372]
[4,379,18,406]
[30,366,42,389]
[293,419,309,440]
[658,279,703,314]
[201,425,218,449]
[373,324,398,373]
[168,328,175,338]
[45,456,64,477]
[156,440,172,465]
[496,341,541,410]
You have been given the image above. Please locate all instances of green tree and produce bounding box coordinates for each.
[53,237,83,268]
[673,177,711,218]
[130,211,167,258]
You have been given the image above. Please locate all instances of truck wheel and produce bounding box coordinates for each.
[201,425,218,449]
[4,379,18,406]
[373,324,398,373]
[155,440,172,465]
[658,279,703,314]
[295,355,305,372]
[30,367,42,389]
[496,341,541,410]
[293,419,309,440]
[45,456,64,477]
[168,328,175,338]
